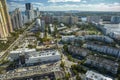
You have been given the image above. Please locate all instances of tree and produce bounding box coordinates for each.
[13,46,18,50]
[0,67,5,74]
[60,61,65,69]
[71,64,87,74]
[73,69,78,75]
[76,74,82,80]
[63,44,68,52]
[48,26,51,34]
[53,25,58,37]
[65,72,70,80]
[28,44,36,49]
[57,78,61,80]
[118,74,120,80]
[67,55,73,61]
[35,32,40,38]
[45,25,48,38]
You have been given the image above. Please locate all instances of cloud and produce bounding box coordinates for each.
[48,0,81,3]
[32,2,44,9]
[82,0,87,3]
[113,2,120,6]
[40,3,120,11]
[32,2,44,6]
[7,1,120,12]
[10,0,26,1]
[7,2,25,11]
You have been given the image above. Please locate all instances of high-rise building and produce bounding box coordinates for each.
[11,8,23,30]
[23,14,28,24]
[54,16,78,24]
[34,8,40,18]
[87,16,101,23]
[0,0,13,40]
[25,3,33,10]
[111,16,120,24]
[36,18,41,28]
[25,3,34,22]
[41,20,45,32]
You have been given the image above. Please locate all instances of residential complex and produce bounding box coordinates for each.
[0,0,13,40]
[62,35,114,43]
[85,71,113,80]
[96,24,120,40]
[85,55,119,74]
[62,35,75,42]
[87,16,101,23]
[68,45,88,57]
[83,35,114,43]
[11,8,23,30]
[84,43,120,58]
[0,0,120,80]
[52,16,78,25]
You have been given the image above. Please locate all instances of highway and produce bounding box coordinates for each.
[0,22,35,64]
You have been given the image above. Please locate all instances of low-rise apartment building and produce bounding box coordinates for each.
[84,35,114,43]
[85,70,113,80]
[84,43,120,58]
[62,35,114,44]
[85,55,119,74]
[68,45,88,57]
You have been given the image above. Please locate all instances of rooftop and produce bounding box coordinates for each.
[103,24,120,34]
[26,50,60,59]
[87,55,118,68]
[86,71,113,80]
[10,48,36,54]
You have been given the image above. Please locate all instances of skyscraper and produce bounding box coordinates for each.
[23,14,28,24]
[25,3,33,10]
[0,0,13,40]
[41,20,45,32]
[25,3,34,22]
[34,8,40,18]
[11,8,23,30]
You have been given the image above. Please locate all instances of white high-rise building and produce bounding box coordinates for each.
[34,8,40,18]
[36,18,41,28]
[41,20,45,32]
[87,16,101,23]
[11,8,23,30]
[23,14,28,24]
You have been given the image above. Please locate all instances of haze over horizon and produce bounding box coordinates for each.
[7,0,120,12]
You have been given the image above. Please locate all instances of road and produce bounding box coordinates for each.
[0,22,35,64]
[0,64,61,80]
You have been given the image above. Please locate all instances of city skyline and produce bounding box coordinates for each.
[1,0,120,80]
[7,0,120,12]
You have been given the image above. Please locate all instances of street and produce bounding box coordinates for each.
[0,22,35,64]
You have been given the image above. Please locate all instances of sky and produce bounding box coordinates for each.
[7,0,120,12]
